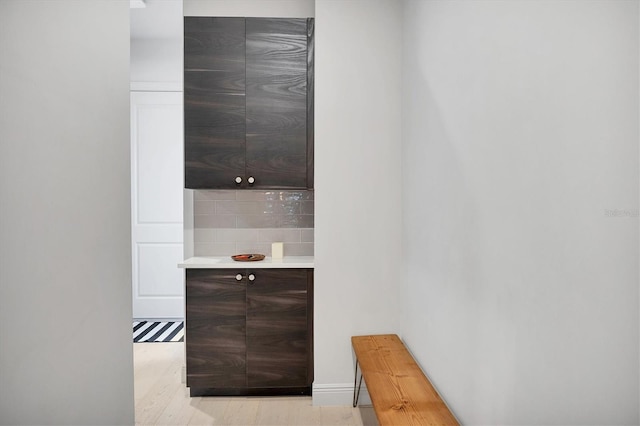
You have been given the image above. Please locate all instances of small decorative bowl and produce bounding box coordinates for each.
[231,253,266,262]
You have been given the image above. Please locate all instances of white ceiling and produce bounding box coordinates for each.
[130,0,183,40]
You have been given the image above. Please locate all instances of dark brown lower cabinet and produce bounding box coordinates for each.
[186,268,313,396]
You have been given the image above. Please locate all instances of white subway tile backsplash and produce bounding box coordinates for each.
[282,243,314,256]
[236,243,272,255]
[236,214,314,229]
[236,191,272,201]
[264,200,301,215]
[194,228,216,243]
[236,190,313,201]
[301,200,314,215]
[257,229,302,243]
[194,190,237,201]
[194,242,237,256]
[192,190,313,257]
[215,200,255,215]
[236,214,276,228]
[216,229,258,243]
[194,214,236,228]
[279,215,314,228]
[194,200,215,215]
[301,229,314,243]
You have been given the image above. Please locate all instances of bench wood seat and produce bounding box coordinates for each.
[351,334,458,426]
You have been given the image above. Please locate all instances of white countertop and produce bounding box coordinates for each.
[178,256,314,269]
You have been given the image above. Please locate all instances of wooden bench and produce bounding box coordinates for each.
[351,334,458,426]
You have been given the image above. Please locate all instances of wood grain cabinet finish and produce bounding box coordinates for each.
[185,269,247,391]
[185,268,313,396]
[184,18,246,188]
[184,17,314,190]
[247,268,312,389]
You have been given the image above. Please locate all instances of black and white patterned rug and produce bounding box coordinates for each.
[133,321,184,343]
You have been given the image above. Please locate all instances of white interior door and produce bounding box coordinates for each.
[131,91,184,319]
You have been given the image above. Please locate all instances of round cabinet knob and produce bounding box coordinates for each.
[247,176,255,184]
[235,274,243,281]
[248,273,256,282]
[235,176,243,184]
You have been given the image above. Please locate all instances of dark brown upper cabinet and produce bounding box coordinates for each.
[184,17,314,190]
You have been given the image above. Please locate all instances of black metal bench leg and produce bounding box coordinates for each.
[353,359,364,407]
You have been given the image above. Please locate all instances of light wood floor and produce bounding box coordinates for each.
[134,342,377,426]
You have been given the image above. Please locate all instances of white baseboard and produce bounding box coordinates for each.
[312,383,371,406]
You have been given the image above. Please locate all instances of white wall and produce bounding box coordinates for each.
[313,0,403,404]
[401,1,639,424]
[185,0,314,17]
[0,1,134,424]
[130,0,183,90]
[131,38,183,91]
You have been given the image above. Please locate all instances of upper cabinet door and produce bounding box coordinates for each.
[184,17,247,189]
[184,17,314,190]
[245,18,310,190]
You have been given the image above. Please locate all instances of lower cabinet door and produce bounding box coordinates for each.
[186,269,247,391]
[246,269,313,389]
[185,268,313,395]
